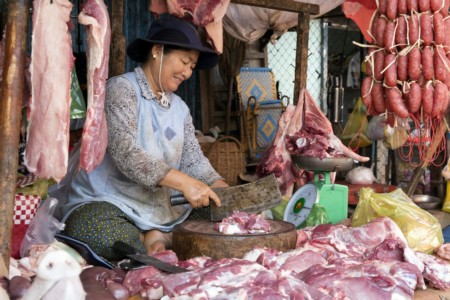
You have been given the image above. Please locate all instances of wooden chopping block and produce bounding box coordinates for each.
[414,288,450,299]
[172,220,297,261]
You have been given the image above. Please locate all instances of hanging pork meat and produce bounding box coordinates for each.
[78,0,111,173]
[257,89,370,195]
[24,0,74,182]
[149,0,230,53]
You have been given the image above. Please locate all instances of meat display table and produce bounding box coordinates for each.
[414,288,450,299]
[427,209,450,229]
[336,181,398,205]
[127,287,450,299]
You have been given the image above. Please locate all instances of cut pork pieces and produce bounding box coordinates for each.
[286,89,370,162]
[415,252,450,290]
[256,104,309,196]
[296,260,423,300]
[436,243,450,261]
[214,211,271,235]
[121,217,443,299]
[257,88,369,195]
[159,258,331,299]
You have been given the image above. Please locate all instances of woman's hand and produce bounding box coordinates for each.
[159,169,221,208]
[181,179,221,208]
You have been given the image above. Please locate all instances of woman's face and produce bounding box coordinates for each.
[151,46,200,93]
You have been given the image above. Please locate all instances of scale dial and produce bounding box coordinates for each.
[283,183,318,228]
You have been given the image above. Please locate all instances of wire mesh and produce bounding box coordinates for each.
[267,19,324,105]
[267,19,362,111]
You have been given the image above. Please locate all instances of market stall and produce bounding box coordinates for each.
[1,0,450,299]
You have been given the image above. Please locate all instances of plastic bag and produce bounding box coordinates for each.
[352,188,443,253]
[48,141,81,220]
[383,124,408,150]
[366,115,385,140]
[271,197,329,228]
[345,166,377,184]
[341,97,372,148]
[20,198,66,258]
[443,184,450,213]
[441,165,450,213]
[442,180,450,213]
[271,196,290,220]
[70,68,86,119]
[16,177,55,198]
[298,203,329,228]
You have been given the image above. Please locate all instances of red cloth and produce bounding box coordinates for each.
[342,0,377,43]
[11,194,41,259]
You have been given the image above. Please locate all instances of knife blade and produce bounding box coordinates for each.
[170,174,282,221]
[112,241,188,274]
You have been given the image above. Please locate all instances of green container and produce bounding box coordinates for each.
[314,172,348,224]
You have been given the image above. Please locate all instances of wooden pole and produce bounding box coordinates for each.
[293,12,311,103]
[225,77,235,134]
[0,0,31,271]
[110,0,126,77]
[200,69,211,132]
[228,1,319,105]
[230,0,319,15]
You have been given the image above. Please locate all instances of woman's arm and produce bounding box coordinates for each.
[158,113,228,207]
[107,78,224,206]
[178,114,225,185]
[158,168,221,208]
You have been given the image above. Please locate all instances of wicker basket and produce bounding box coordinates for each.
[207,136,246,186]
[199,142,213,156]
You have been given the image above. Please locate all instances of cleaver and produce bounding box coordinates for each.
[170,174,282,221]
[112,241,188,273]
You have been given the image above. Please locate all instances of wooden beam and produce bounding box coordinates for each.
[230,0,320,15]
[225,77,235,134]
[0,0,31,273]
[200,69,211,132]
[293,12,311,103]
[110,0,126,77]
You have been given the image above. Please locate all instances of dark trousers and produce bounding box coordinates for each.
[64,201,147,261]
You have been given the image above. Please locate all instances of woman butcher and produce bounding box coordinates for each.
[61,17,227,260]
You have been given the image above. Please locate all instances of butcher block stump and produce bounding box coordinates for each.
[172,220,297,260]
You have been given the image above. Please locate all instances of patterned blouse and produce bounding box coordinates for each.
[105,67,222,189]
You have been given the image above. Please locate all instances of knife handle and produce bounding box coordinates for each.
[112,241,139,255]
[170,194,188,206]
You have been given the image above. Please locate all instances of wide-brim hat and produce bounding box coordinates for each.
[127,17,219,70]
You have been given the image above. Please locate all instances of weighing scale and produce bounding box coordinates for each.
[284,156,353,226]
[283,183,318,228]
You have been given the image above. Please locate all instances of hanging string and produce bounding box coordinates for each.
[157,45,170,108]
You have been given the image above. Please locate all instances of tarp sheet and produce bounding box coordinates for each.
[223,0,345,44]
